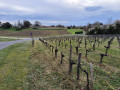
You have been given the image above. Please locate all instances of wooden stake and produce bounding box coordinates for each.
[90,63,93,90]
[77,52,81,80]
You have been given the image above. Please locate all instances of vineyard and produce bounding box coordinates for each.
[29,35,120,90]
[0,30,70,37]
[0,0,120,89]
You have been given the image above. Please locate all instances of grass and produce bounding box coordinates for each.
[43,36,120,90]
[67,29,83,34]
[0,38,17,42]
[19,28,66,31]
[38,28,66,30]
[0,36,119,89]
[28,41,83,89]
[0,27,66,32]
[0,28,69,37]
[0,27,17,31]
[0,41,31,89]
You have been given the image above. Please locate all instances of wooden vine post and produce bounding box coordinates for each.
[61,52,65,64]
[77,52,81,80]
[75,46,78,54]
[100,53,107,63]
[90,63,93,90]
[85,49,91,58]
[68,45,76,74]
[32,38,34,47]
[77,52,90,90]
[104,46,110,55]
[93,44,95,51]
[69,45,72,74]
[55,41,58,58]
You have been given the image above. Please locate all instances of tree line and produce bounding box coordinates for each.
[85,20,120,35]
[0,20,42,31]
[0,20,68,31]
[0,19,120,34]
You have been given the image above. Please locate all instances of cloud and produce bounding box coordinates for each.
[12,6,34,13]
[85,6,102,11]
[46,0,120,11]
[0,2,35,14]
[46,21,68,24]
[0,0,120,25]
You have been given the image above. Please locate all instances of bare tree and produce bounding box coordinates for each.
[17,20,23,28]
[114,20,120,24]
[107,17,113,25]
[93,21,102,27]
[87,23,92,28]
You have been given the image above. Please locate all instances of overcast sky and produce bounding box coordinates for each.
[0,0,120,25]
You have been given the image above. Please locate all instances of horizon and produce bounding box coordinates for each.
[0,0,120,25]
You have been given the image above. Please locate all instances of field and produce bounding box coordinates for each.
[0,38,16,42]
[67,29,83,34]
[0,34,120,90]
[0,28,85,37]
[0,29,70,37]
[0,27,65,31]
[37,35,120,90]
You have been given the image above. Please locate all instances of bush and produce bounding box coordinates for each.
[67,26,71,29]
[2,22,12,29]
[75,31,83,34]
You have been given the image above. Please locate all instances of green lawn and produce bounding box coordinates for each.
[0,27,66,32]
[67,29,83,34]
[0,27,17,31]
[38,28,65,30]
[0,41,31,90]
[0,38,17,42]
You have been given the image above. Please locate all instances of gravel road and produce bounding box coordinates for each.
[0,37,34,50]
[0,35,81,50]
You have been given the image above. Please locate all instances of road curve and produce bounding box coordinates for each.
[0,35,83,50]
[0,38,34,50]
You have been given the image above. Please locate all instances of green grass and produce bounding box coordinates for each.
[45,37,120,90]
[0,41,31,89]
[67,29,83,34]
[0,38,17,42]
[28,41,82,89]
[22,28,66,30]
[38,28,65,30]
[0,27,66,31]
[0,36,119,89]
[0,27,17,31]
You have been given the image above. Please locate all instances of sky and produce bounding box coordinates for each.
[0,0,120,26]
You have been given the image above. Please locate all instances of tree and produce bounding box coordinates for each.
[2,22,12,29]
[14,20,23,31]
[17,20,23,29]
[67,26,71,29]
[72,25,76,29]
[56,24,65,28]
[23,20,31,28]
[51,25,55,27]
[0,22,2,28]
[87,23,92,29]
[93,21,102,27]
[115,20,120,34]
[34,21,41,27]
[107,17,113,25]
